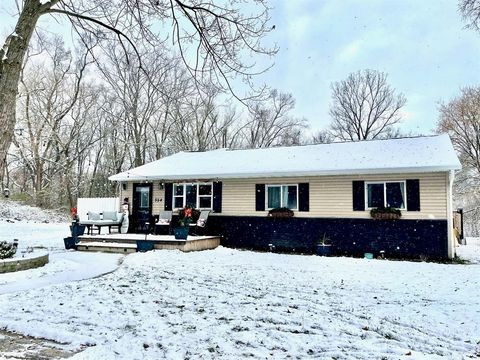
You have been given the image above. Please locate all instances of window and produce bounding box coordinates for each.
[173,183,213,209]
[135,186,150,208]
[173,184,184,209]
[266,185,298,210]
[198,184,212,209]
[366,181,405,209]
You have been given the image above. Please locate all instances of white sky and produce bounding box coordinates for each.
[2,0,480,135]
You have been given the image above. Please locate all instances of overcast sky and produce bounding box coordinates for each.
[1,0,480,135]
[262,0,480,135]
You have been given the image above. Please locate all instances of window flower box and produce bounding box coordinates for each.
[370,207,402,220]
[268,207,294,218]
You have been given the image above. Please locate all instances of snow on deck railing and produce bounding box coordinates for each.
[77,197,120,222]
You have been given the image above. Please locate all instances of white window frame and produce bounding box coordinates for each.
[172,182,213,210]
[173,184,185,209]
[197,183,213,210]
[266,184,299,210]
[365,181,406,210]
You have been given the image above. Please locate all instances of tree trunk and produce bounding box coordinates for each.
[0,0,48,184]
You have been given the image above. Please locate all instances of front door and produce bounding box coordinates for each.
[132,183,152,232]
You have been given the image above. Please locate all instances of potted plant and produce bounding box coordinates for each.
[68,207,85,245]
[174,206,193,239]
[268,207,294,218]
[316,233,333,256]
[370,207,402,220]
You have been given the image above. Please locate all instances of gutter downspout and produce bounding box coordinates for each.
[447,170,455,259]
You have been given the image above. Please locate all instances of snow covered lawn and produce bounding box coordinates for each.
[0,240,479,358]
[0,220,70,252]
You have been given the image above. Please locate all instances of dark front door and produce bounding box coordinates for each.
[132,183,153,232]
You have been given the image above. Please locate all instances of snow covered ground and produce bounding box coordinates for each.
[0,217,123,295]
[0,201,479,359]
[0,200,68,224]
[0,226,478,359]
[0,221,70,252]
[457,237,480,264]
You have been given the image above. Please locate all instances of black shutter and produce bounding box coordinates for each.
[352,181,365,211]
[164,183,173,211]
[298,183,309,212]
[255,184,265,211]
[213,181,222,213]
[406,179,420,211]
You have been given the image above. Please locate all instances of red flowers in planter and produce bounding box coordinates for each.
[178,206,193,226]
[70,207,78,219]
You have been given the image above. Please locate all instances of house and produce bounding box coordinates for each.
[109,134,461,259]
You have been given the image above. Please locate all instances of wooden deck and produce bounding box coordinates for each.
[76,234,221,253]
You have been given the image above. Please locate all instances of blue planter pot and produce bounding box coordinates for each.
[174,227,189,240]
[136,240,155,252]
[316,245,333,256]
[70,224,86,238]
[64,237,77,250]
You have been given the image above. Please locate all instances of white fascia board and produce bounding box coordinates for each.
[108,165,459,182]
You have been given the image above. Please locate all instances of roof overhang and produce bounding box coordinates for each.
[109,165,460,182]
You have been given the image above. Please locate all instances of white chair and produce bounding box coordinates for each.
[190,210,210,235]
[156,211,173,234]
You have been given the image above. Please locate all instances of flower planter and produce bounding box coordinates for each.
[268,207,294,218]
[63,237,77,250]
[371,213,401,220]
[70,224,86,238]
[174,226,189,240]
[316,245,333,256]
[136,240,155,252]
[268,212,294,218]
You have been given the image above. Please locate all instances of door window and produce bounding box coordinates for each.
[136,186,150,208]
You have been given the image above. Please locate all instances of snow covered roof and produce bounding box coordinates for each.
[109,134,461,181]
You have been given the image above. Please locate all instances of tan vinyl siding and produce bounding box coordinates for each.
[121,172,448,220]
[151,185,164,215]
[221,172,448,220]
[119,182,133,211]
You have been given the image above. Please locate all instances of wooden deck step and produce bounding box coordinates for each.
[76,241,137,254]
[75,234,221,253]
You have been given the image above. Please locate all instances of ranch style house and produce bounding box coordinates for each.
[109,134,461,259]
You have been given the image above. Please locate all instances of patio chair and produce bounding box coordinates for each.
[190,210,210,236]
[156,210,173,235]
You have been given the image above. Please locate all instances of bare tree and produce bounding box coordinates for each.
[437,86,480,177]
[311,130,334,144]
[12,35,107,207]
[437,86,480,236]
[169,89,238,152]
[14,37,90,206]
[0,0,276,186]
[241,90,307,148]
[98,45,175,167]
[459,0,480,30]
[329,69,406,141]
